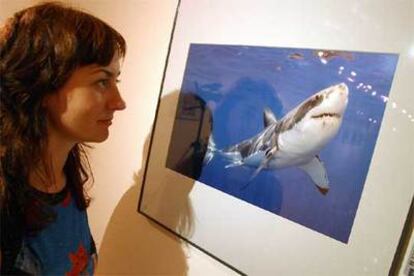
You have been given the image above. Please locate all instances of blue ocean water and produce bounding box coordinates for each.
[169,44,399,243]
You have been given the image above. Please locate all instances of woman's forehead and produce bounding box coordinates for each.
[78,56,121,77]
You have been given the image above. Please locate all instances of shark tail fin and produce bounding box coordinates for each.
[203,135,217,165]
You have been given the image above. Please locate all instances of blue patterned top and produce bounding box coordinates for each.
[13,186,96,275]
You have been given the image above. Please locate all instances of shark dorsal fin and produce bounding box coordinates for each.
[263,107,278,127]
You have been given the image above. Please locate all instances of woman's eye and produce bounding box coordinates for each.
[96,79,110,89]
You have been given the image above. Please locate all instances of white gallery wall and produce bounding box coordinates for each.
[1,0,413,275]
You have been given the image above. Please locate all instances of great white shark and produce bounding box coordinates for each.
[204,83,349,195]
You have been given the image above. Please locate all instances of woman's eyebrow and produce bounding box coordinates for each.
[92,68,121,77]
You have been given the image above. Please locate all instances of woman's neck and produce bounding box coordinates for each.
[29,133,75,193]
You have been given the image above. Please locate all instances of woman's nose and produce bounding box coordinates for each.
[109,85,126,111]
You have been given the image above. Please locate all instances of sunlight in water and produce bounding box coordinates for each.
[339,65,413,126]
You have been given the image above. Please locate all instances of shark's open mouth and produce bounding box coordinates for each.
[311,112,341,119]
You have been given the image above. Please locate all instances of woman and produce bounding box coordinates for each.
[0,2,126,274]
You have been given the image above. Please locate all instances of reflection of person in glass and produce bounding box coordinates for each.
[166,93,212,180]
[1,3,126,274]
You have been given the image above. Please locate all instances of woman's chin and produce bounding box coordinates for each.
[85,131,110,143]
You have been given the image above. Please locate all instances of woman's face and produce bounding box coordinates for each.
[44,54,126,144]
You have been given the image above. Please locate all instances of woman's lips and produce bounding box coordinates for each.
[98,119,112,126]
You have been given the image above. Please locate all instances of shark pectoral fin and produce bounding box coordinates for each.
[242,157,270,190]
[298,156,329,195]
[237,152,266,190]
[249,163,266,181]
[239,162,265,190]
[263,107,278,127]
[244,148,276,188]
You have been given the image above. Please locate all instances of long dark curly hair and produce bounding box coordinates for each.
[0,2,126,231]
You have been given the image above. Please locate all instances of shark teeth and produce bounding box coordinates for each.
[311,113,341,119]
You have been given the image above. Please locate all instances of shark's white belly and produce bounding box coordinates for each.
[268,150,314,168]
[272,118,340,167]
[242,120,339,169]
[241,148,313,169]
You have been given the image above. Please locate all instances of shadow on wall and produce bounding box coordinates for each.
[96,90,197,275]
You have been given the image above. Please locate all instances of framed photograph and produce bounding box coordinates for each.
[138,1,414,275]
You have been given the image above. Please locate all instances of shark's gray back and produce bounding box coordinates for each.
[224,123,278,158]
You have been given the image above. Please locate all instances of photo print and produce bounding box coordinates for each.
[166,44,399,243]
